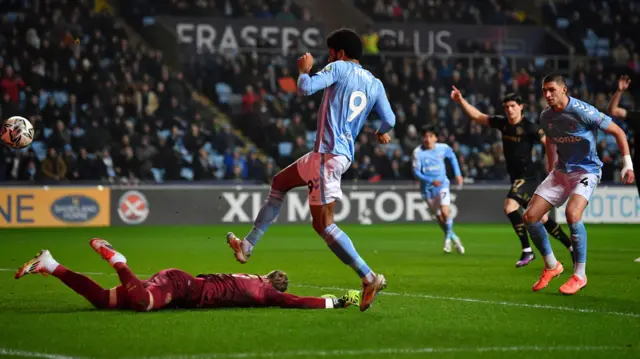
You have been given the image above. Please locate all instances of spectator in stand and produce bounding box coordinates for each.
[42,148,67,182]
[0,0,262,185]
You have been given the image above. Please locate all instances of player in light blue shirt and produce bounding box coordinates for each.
[412,125,464,254]
[226,29,395,311]
[522,74,635,295]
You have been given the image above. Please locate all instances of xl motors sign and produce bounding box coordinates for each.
[110,186,506,226]
[554,186,640,224]
[164,17,545,55]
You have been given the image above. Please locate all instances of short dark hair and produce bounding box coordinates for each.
[502,93,523,105]
[326,28,363,60]
[266,270,288,292]
[542,73,566,86]
[421,124,439,137]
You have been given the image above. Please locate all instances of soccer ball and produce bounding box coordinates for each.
[1,116,34,149]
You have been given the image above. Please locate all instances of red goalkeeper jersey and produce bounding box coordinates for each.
[196,273,327,309]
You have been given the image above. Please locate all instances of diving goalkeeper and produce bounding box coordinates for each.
[15,239,359,311]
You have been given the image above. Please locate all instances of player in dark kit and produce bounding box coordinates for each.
[606,75,640,263]
[450,87,573,267]
[14,239,360,311]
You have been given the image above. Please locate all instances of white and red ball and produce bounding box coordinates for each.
[1,116,34,149]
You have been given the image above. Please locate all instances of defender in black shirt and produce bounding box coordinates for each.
[606,75,640,263]
[451,88,572,267]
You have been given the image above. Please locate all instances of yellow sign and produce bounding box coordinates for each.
[0,187,111,228]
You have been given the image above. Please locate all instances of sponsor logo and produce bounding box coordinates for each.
[50,195,100,223]
[219,190,458,225]
[117,191,149,225]
[175,20,322,54]
[553,136,582,143]
[169,19,543,57]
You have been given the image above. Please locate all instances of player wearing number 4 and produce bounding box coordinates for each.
[450,89,573,268]
[226,29,395,311]
[412,125,465,254]
[523,74,635,295]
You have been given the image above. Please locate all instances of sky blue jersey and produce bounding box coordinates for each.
[539,97,612,174]
[297,60,396,162]
[412,143,461,194]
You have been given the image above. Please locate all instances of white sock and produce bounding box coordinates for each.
[109,253,126,266]
[43,257,59,274]
[363,272,376,284]
[542,253,558,270]
[523,247,533,253]
[241,239,254,253]
[574,262,586,279]
[325,297,334,309]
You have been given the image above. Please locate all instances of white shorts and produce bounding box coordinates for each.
[534,170,601,207]
[423,187,451,212]
[296,152,351,206]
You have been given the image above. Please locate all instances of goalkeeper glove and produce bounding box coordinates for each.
[321,290,361,308]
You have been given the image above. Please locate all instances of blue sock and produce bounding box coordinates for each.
[444,218,454,238]
[569,221,587,263]
[322,224,373,280]
[245,189,285,247]
[526,221,553,256]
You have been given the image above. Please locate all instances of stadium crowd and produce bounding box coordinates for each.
[0,0,638,184]
[354,0,534,25]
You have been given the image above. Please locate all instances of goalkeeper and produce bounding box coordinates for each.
[15,238,360,311]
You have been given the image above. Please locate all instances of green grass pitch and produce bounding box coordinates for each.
[0,224,639,359]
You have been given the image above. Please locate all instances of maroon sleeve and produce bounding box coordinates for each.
[263,287,327,309]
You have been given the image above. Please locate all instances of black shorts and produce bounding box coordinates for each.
[506,178,539,207]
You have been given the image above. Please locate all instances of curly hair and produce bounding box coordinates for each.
[265,270,289,292]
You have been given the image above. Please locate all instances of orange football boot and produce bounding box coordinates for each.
[532,262,564,292]
[559,275,587,295]
[226,232,250,264]
[360,274,387,312]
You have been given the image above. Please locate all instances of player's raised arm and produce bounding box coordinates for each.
[373,82,396,144]
[411,149,431,183]
[607,75,630,119]
[297,55,344,96]
[445,145,463,185]
[450,86,490,126]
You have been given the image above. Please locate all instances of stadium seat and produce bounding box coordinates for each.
[215,83,233,104]
[459,144,471,158]
[203,142,214,155]
[157,130,170,141]
[182,153,193,164]
[385,143,401,157]
[181,167,194,180]
[151,168,165,183]
[278,142,293,157]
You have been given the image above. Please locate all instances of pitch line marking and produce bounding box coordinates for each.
[1,345,634,359]
[141,345,635,359]
[2,268,640,318]
[0,348,87,359]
